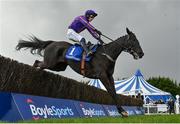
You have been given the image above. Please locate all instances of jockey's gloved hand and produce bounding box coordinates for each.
[98,38,104,45]
[95,29,102,35]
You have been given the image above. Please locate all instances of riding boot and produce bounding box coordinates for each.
[80,38,92,56]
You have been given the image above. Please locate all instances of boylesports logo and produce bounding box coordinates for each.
[79,102,106,117]
[105,106,120,116]
[26,98,74,119]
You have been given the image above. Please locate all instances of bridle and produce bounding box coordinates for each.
[100,34,138,61]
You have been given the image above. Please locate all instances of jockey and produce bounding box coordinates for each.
[67,10,103,56]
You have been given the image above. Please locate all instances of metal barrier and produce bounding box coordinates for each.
[143,104,168,115]
[144,102,180,115]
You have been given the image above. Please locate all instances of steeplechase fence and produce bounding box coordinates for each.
[0,55,144,122]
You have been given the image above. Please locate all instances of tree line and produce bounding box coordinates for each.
[147,76,180,97]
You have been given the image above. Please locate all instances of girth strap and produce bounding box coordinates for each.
[80,52,86,76]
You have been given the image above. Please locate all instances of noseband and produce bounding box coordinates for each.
[117,35,139,58]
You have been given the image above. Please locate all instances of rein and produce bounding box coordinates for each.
[100,34,130,62]
[102,34,130,49]
[99,35,115,62]
[101,34,114,42]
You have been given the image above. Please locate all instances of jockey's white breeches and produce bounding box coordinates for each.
[67,29,83,42]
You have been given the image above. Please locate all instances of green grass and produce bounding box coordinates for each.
[19,114,180,123]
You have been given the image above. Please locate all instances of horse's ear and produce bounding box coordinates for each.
[126,28,131,34]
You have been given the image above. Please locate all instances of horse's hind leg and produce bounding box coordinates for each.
[33,60,39,67]
[33,60,47,69]
[48,62,68,71]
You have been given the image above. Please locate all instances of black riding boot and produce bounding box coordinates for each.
[80,38,92,56]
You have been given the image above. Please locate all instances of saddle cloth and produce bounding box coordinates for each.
[65,44,99,61]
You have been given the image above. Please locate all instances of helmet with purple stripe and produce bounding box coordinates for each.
[85,10,98,18]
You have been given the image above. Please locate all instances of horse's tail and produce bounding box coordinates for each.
[16,36,53,56]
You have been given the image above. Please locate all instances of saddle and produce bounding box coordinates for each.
[87,42,97,50]
[65,42,99,62]
[65,42,99,76]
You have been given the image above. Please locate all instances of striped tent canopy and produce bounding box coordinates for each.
[88,70,172,103]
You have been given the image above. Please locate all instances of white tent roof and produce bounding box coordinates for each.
[88,70,171,96]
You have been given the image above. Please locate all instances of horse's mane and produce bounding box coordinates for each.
[103,35,128,55]
[115,35,128,42]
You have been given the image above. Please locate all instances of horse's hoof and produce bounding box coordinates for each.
[33,60,39,67]
[121,111,128,117]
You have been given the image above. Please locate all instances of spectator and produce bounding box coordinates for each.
[146,98,150,104]
[160,99,165,104]
[168,98,175,114]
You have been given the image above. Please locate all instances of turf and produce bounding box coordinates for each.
[19,114,180,123]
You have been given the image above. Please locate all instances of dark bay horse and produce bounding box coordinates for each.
[16,28,144,117]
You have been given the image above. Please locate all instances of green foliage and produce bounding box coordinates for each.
[147,76,180,97]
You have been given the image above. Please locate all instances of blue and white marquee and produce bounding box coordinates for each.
[88,70,172,103]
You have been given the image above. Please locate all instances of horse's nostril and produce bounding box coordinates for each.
[138,52,144,58]
[140,52,144,57]
[142,52,144,56]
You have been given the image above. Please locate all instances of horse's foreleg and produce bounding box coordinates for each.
[100,74,128,117]
[100,75,118,108]
[100,75,117,101]
[109,76,128,117]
